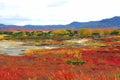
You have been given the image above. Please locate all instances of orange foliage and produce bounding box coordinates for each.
[0,40,120,80]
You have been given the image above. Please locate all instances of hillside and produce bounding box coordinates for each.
[0,16,120,31]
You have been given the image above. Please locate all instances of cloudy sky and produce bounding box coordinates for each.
[0,0,120,25]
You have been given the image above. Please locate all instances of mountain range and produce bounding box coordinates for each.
[0,16,120,31]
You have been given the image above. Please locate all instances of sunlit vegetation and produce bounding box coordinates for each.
[0,28,119,41]
[0,28,120,80]
[22,35,120,79]
[0,43,120,79]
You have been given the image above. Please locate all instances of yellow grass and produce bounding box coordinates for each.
[0,34,8,39]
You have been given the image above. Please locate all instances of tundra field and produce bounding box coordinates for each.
[0,28,120,80]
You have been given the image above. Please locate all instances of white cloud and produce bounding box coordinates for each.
[0,0,120,25]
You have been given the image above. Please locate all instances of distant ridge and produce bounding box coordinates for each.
[0,16,120,31]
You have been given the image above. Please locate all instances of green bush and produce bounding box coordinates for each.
[66,59,86,65]
[66,59,71,64]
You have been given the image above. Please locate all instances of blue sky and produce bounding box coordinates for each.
[0,0,120,25]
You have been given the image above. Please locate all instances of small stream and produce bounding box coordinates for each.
[0,41,60,56]
[0,40,86,56]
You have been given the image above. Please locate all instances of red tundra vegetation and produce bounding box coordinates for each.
[0,39,120,80]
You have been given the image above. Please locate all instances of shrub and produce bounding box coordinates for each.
[66,59,86,65]
[66,59,71,64]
